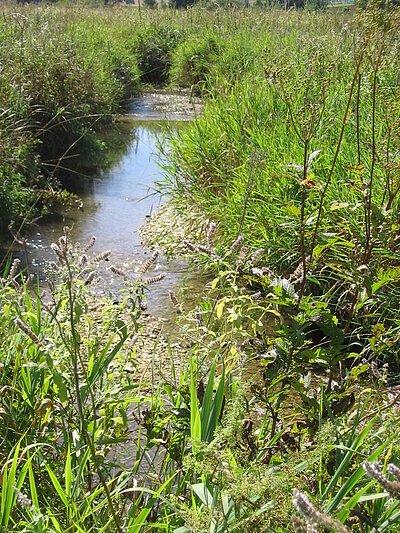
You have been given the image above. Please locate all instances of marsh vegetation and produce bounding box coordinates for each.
[0,2,400,532]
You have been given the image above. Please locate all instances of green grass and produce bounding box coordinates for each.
[164,1,400,362]
[0,2,400,531]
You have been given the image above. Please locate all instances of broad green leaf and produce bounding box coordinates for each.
[192,483,213,508]
[190,357,201,442]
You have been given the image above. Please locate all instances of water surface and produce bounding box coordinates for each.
[23,92,203,319]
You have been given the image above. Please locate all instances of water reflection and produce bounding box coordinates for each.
[21,92,203,319]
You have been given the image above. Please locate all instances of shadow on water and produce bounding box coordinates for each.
[9,92,204,323]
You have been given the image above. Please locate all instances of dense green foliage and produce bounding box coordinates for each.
[0,7,140,229]
[0,4,269,230]
[159,2,400,530]
[1,2,400,532]
[164,2,400,371]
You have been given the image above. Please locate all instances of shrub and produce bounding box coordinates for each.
[135,25,184,85]
[170,34,221,92]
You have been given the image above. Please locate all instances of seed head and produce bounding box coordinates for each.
[51,243,66,263]
[207,222,217,246]
[292,490,350,533]
[169,290,179,306]
[231,235,244,252]
[15,488,33,511]
[110,266,128,281]
[197,244,213,255]
[364,461,400,498]
[93,250,111,263]
[250,248,264,264]
[8,258,20,281]
[140,251,159,274]
[14,318,42,347]
[388,463,400,482]
[183,240,199,253]
[79,254,88,267]
[58,235,68,254]
[84,271,96,285]
[236,245,248,269]
[83,235,96,252]
[144,272,166,285]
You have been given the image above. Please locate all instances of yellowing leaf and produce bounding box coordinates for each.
[330,201,349,211]
[347,163,365,174]
[285,203,301,218]
[216,301,225,319]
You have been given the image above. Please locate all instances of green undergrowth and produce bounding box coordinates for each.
[145,1,400,530]
[2,2,400,531]
[0,2,354,235]
[0,4,352,232]
[164,2,400,366]
[2,234,400,531]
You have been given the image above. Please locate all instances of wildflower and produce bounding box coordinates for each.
[197,244,214,256]
[14,318,42,347]
[194,308,203,326]
[388,464,400,481]
[207,222,217,246]
[250,248,264,263]
[140,251,159,274]
[364,462,400,498]
[236,245,248,269]
[291,515,308,532]
[144,273,166,285]
[93,250,111,263]
[231,234,244,252]
[292,489,350,533]
[15,488,34,511]
[58,235,68,254]
[83,235,96,252]
[84,271,96,285]
[183,240,198,253]
[169,290,179,306]
[51,243,66,263]
[290,256,311,284]
[110,266,128,280]
[8,258,20,281]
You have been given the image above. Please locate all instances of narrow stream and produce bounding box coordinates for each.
[22,92,203,321]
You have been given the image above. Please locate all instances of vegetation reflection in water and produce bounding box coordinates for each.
[24,95,202,320]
